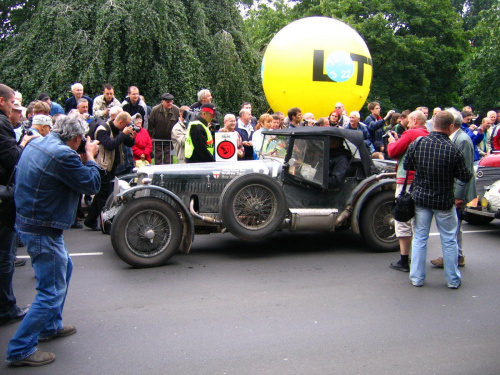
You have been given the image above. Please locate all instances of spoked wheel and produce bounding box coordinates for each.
[111,198,182,267]
[359,190,399,252]
[220,174,286,240]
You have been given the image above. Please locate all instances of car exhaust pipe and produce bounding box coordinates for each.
[189,199,222,225]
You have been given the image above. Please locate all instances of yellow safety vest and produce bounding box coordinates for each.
[184,120,214,158]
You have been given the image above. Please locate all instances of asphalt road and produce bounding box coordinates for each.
[1,221,500,374]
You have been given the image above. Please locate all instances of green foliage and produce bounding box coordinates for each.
[460,5,500,111]
[243,0,470,114]
[0,0,262,114]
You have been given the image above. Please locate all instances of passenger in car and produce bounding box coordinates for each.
[328,136,352,188]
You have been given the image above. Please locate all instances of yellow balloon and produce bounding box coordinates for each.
[262,17,372,117]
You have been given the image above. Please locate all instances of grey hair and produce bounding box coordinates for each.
[71,83,83,91]
[109,106,123,117]
[52,115,87,141]
[77,98,88,105]
[197,89,211,102]
[445,107,463,128]
[349,111,360,119]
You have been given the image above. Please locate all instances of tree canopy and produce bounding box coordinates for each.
[0,0,262,114]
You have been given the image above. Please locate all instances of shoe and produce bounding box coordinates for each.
[430,257,444,268]
[0,306,29,326]
[389,260,410,272]
[431,256,465,268]
[14,257,26,267]
[38,325,77,342]
[412,282,423,287]
[447,281,461,289]
[10,351,55,367]
[84,219,100,231]
[71,222,83,229]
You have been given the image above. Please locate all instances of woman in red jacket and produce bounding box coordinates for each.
[131,114,152,165]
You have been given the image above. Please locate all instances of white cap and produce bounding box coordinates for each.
[32,115,52,127]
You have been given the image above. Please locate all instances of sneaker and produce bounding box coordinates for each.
[71,222,83,229]
[10,351,55,367]
[430,257,444,268]
[447,281,461,289]
[0,306,29,326]
[14,257,26,267]
[389,260,410,272]
[38,325,77,342]
[458,256,465,267]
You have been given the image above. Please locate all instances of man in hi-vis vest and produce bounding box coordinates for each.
[185,103,216,163]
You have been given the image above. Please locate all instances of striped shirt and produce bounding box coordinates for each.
[403,131,472,210]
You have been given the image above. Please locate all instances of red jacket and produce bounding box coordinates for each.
[132,128,152,163]
[387,127,429,184]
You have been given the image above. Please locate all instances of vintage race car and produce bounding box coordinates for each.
[102,127,398,267]
[464,153,500,225]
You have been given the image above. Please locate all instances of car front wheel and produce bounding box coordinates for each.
[359,190,399,252]
[111,198,182,267]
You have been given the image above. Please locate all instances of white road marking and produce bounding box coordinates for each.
[429,229,499,236]
[16,252,103,259]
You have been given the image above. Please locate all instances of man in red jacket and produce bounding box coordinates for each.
[386,111,429,272]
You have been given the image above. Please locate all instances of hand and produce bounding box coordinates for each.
[20,134,40,147]
[455,199,464,209]
[122,126,134,135]
[85,137,99,159]
[387,131,397,143]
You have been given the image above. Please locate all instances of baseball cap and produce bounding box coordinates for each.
[38,93,50,101]
[13,100,26,112]
[200,103,216,115]
[32,115,53,127]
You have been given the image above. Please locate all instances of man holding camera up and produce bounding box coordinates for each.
[84,112,135,231]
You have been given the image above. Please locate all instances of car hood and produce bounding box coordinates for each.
[136,159,284,181]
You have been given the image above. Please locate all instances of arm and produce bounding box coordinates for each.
[96,127,133,151]
[57,151,102,196]
[328,154,350,188]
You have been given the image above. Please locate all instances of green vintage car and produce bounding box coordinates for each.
[102,127,398,267]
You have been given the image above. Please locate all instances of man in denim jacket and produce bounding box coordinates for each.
[6,116,101,367]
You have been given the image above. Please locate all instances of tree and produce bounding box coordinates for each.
[243,0,469,113]
[0,0,262,114]
[460,5,500,111]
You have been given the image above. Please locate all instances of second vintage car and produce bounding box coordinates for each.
[102,127,398,267]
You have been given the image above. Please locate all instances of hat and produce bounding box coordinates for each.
[38,93,50,101]
[131,113,142,122]
[32,115,52,127]
[13,100,26,112]
[200,103,216,115]
[160,93,174,101]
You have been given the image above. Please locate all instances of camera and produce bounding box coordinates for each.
[128,124,141,132]
[77,136,86,154]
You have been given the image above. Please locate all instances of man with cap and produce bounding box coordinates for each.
[29,115,53,141]
[11,100,26,141]
[185,103,216,163]
[38,93,64,117]
[148,93,180,164]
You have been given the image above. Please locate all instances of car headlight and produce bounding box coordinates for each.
[480,196,489,209]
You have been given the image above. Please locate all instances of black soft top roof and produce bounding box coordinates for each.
[262,127,365,149]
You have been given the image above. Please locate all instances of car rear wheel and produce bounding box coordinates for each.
[220,174,286,241]
[111,198,182,267]
[359,190,399,252]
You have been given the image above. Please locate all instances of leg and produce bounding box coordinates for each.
[85,172,114,228]
[409,206,433,286]
[6,232,71,362]
[434,208,461,287]
[0,226,18,318]
[390,184,414,272]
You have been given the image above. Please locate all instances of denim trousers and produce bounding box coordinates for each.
[6,231,73,362]
[410,205,461,287]
[0,225,18,318]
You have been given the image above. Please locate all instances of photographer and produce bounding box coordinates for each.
[92,84,121,121]
[84,112,135,231]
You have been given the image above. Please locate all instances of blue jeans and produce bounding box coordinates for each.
[0,225,18,318]
[410,205,461,287]
[6,231,73,362]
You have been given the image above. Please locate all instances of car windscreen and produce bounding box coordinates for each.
[261,134,290,159]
